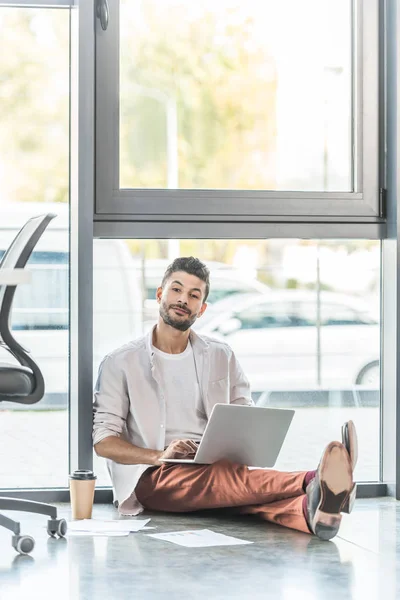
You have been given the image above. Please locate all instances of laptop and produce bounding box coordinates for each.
[160,404,295,468]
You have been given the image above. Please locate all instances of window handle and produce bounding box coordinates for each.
[96,0,109,31]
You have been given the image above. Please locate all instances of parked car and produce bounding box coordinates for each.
[0,202,143,408]
[195,290,380,393]
[135,258,270,327]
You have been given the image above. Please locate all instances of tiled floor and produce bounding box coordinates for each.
[0,498,399,600]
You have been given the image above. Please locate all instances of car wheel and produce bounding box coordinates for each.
[356,360,380,386]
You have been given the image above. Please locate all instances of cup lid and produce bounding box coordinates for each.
[69,469,97,480]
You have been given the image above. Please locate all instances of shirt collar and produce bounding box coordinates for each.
[145,324,209,362]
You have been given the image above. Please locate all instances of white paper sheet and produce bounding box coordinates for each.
[67,518,151,534]
[67,530,129,537]
[147,529,253,548]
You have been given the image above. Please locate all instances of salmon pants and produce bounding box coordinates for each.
[135,459,311,534]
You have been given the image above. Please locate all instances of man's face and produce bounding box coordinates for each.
[156,271,208,332]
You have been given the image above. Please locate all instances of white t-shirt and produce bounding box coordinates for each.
[152,341,207,446]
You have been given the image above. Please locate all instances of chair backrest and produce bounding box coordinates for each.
[0,213,56,404]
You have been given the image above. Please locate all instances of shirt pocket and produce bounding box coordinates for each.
[208,376,230,407]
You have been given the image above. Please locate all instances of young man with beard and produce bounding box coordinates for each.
[93,257,358,541]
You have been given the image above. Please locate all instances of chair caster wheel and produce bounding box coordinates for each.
[12,534,35,555]
[47,518,67,538]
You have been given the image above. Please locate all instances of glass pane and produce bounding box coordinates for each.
[93,239,380,486]
[120,0,352,191]
[0,8,69,489]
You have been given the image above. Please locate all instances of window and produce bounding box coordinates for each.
[93,238,381,486]
[120,0,352,193]
[95,0,380,221]
[96,0,379,220]
[0,7,70,489]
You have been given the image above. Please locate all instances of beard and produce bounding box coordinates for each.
[159,299,197,332]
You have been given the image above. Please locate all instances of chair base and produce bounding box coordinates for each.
[0,496,58,535]
[0,497,67,554]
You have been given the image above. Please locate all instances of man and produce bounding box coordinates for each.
[93,257,357,541]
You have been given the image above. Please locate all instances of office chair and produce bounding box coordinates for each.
[0,213,67,555]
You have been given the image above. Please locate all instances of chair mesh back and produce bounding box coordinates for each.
[0,216,48,269]
[0,214,56,334]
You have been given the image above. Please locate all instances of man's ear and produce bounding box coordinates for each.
[156,286,163,304]
[198,302,208,318]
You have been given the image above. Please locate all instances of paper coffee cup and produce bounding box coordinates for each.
[69,470,97,520]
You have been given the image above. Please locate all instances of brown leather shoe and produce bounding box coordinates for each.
[306,442,353,541]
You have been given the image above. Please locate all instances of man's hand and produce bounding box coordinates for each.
[156,439,199,466]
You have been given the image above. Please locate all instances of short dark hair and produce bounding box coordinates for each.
[161,257,210,302]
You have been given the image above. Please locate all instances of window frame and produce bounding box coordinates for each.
[95,0,382,224]
[1,0,397,503]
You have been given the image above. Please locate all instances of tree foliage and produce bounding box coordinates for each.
[120,0,277,189]
[0,9,69,204]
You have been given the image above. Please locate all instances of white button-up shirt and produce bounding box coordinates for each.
[93,326,253,515]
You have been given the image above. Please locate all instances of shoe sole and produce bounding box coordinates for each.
[311,442,353,541]
[341,420,358,514]
[342,420,358,471]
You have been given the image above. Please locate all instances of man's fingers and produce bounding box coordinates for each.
[178,442,193,455]
[181,440,199,454]
[163,439,200,459]
[186,440,199,452]
[172,440,197,456]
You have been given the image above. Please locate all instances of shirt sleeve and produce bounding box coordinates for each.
[92,354,129,446]
[229,350,254,407]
